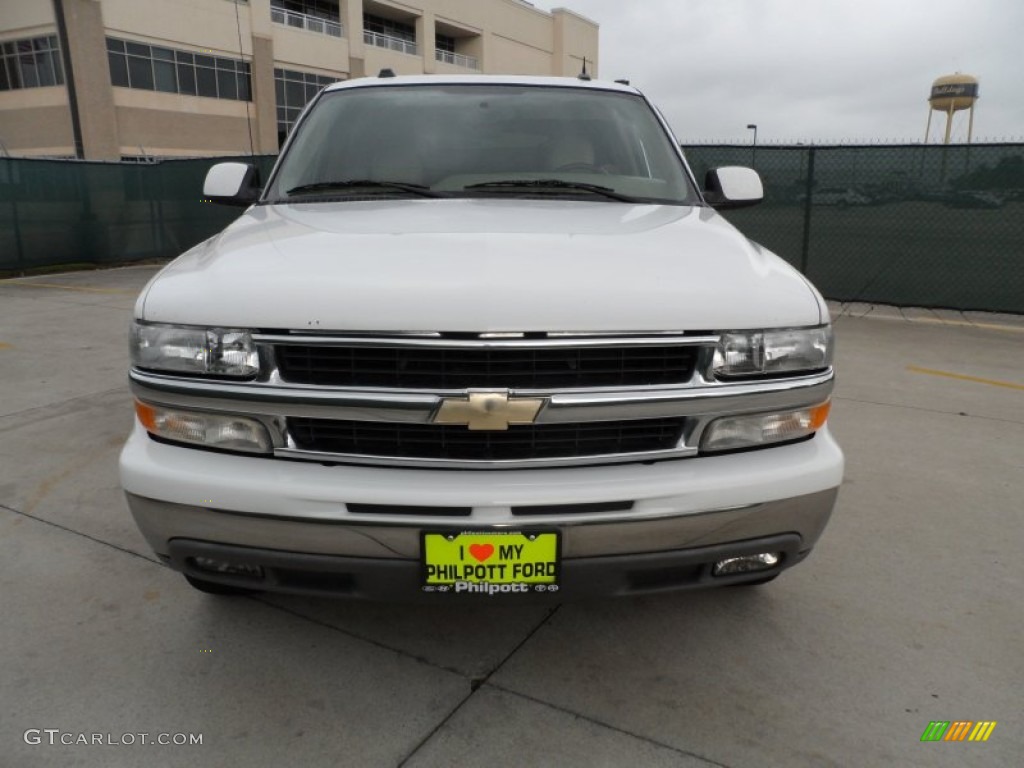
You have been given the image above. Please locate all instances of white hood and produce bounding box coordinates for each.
[139,199,824,332]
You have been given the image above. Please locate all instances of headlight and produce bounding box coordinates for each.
[131,322,258,377]
[135,401,272,453]
[701,401,831,452]
[713,326,832,378]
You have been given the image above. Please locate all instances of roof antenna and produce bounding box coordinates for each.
[578,57,591,81]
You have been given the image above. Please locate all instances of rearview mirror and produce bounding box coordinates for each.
[203,162,260,207]
[703,166,763,209]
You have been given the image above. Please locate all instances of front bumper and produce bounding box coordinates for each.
[162,533,811,599]
[120,423,843,598]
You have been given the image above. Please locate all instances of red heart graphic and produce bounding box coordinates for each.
[469,543,495,563]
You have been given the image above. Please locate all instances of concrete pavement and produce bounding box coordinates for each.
[1,266,1021,767]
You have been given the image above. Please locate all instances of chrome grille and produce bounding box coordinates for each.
[132,330,837,469]
[274,343,698,389]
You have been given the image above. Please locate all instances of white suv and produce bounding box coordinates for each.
[120,75,843,599]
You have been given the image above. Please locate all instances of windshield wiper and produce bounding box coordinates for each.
[286,180,442,198]
[463,179,639,203]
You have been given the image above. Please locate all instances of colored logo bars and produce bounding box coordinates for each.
[920,721,997,742]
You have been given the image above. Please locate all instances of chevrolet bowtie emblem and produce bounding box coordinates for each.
[433,392,545,431]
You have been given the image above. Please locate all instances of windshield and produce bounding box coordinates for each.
[264,84,697,205]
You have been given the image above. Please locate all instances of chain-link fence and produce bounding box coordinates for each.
[0,155,276,275]
[683,144,1024,314]
[2,147,1022,313]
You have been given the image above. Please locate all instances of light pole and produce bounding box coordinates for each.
[747,124,758,168]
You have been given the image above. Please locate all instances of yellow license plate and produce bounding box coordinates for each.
[422,532,560,594]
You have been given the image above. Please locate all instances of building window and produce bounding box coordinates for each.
[270,0,342,36]
[274,67,340,146]
[271,0,339,22]
[363,14,417,54]
[106,38,251,101]
[0,36,65,91]
[436,34,455,54]
[434,33,479,70]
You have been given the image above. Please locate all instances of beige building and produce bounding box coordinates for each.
[0,0,599,160]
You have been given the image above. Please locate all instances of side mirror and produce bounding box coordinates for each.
[203,162,260,207]
[703,166,763,209]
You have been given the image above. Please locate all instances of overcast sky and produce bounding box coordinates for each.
[537,0,1023,144]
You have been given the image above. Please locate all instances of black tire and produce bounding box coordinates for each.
[184,574,261,596]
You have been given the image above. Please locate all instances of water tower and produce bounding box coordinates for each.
[925,74,979,144]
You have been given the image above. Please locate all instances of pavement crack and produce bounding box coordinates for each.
[0,501,163,567]
[0,386,130,430]
[394,604,561,767]
[487,682,733,768]
[833,395,1024,426]
[250,598,466,677]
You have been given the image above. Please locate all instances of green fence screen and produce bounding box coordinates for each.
[1,146,1022,313]
[683,144,1024,314]
[0,154,276,274]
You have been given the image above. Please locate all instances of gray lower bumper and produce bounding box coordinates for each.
[125,488,838,599]
[125,488,838,561]
[166,534,808,600]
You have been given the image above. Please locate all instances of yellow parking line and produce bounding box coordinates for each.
[0,281,135,295]
[909,316,1024,334]
[837,311,1024,334]
[908,365,1024,391]
[0,342,11,350]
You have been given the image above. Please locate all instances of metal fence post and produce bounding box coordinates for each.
[0,160,25,272]
[800,147,816,275]
[11,195,24,273]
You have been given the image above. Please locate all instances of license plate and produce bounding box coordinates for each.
[422,531,560,595]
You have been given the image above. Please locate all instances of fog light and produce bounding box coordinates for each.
[191,556,263,579]
[713,552,780,576]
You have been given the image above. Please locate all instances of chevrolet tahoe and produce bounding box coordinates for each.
[119,75,843,599]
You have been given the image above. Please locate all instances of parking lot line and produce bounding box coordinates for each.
[908,316,1024,334]
[907,365,1024,391]
[0,342,10,350]
[0,281,136,295]
[832,307,1024,334]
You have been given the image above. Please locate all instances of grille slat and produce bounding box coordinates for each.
[275,344,697,389]
[288,418,685,462]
